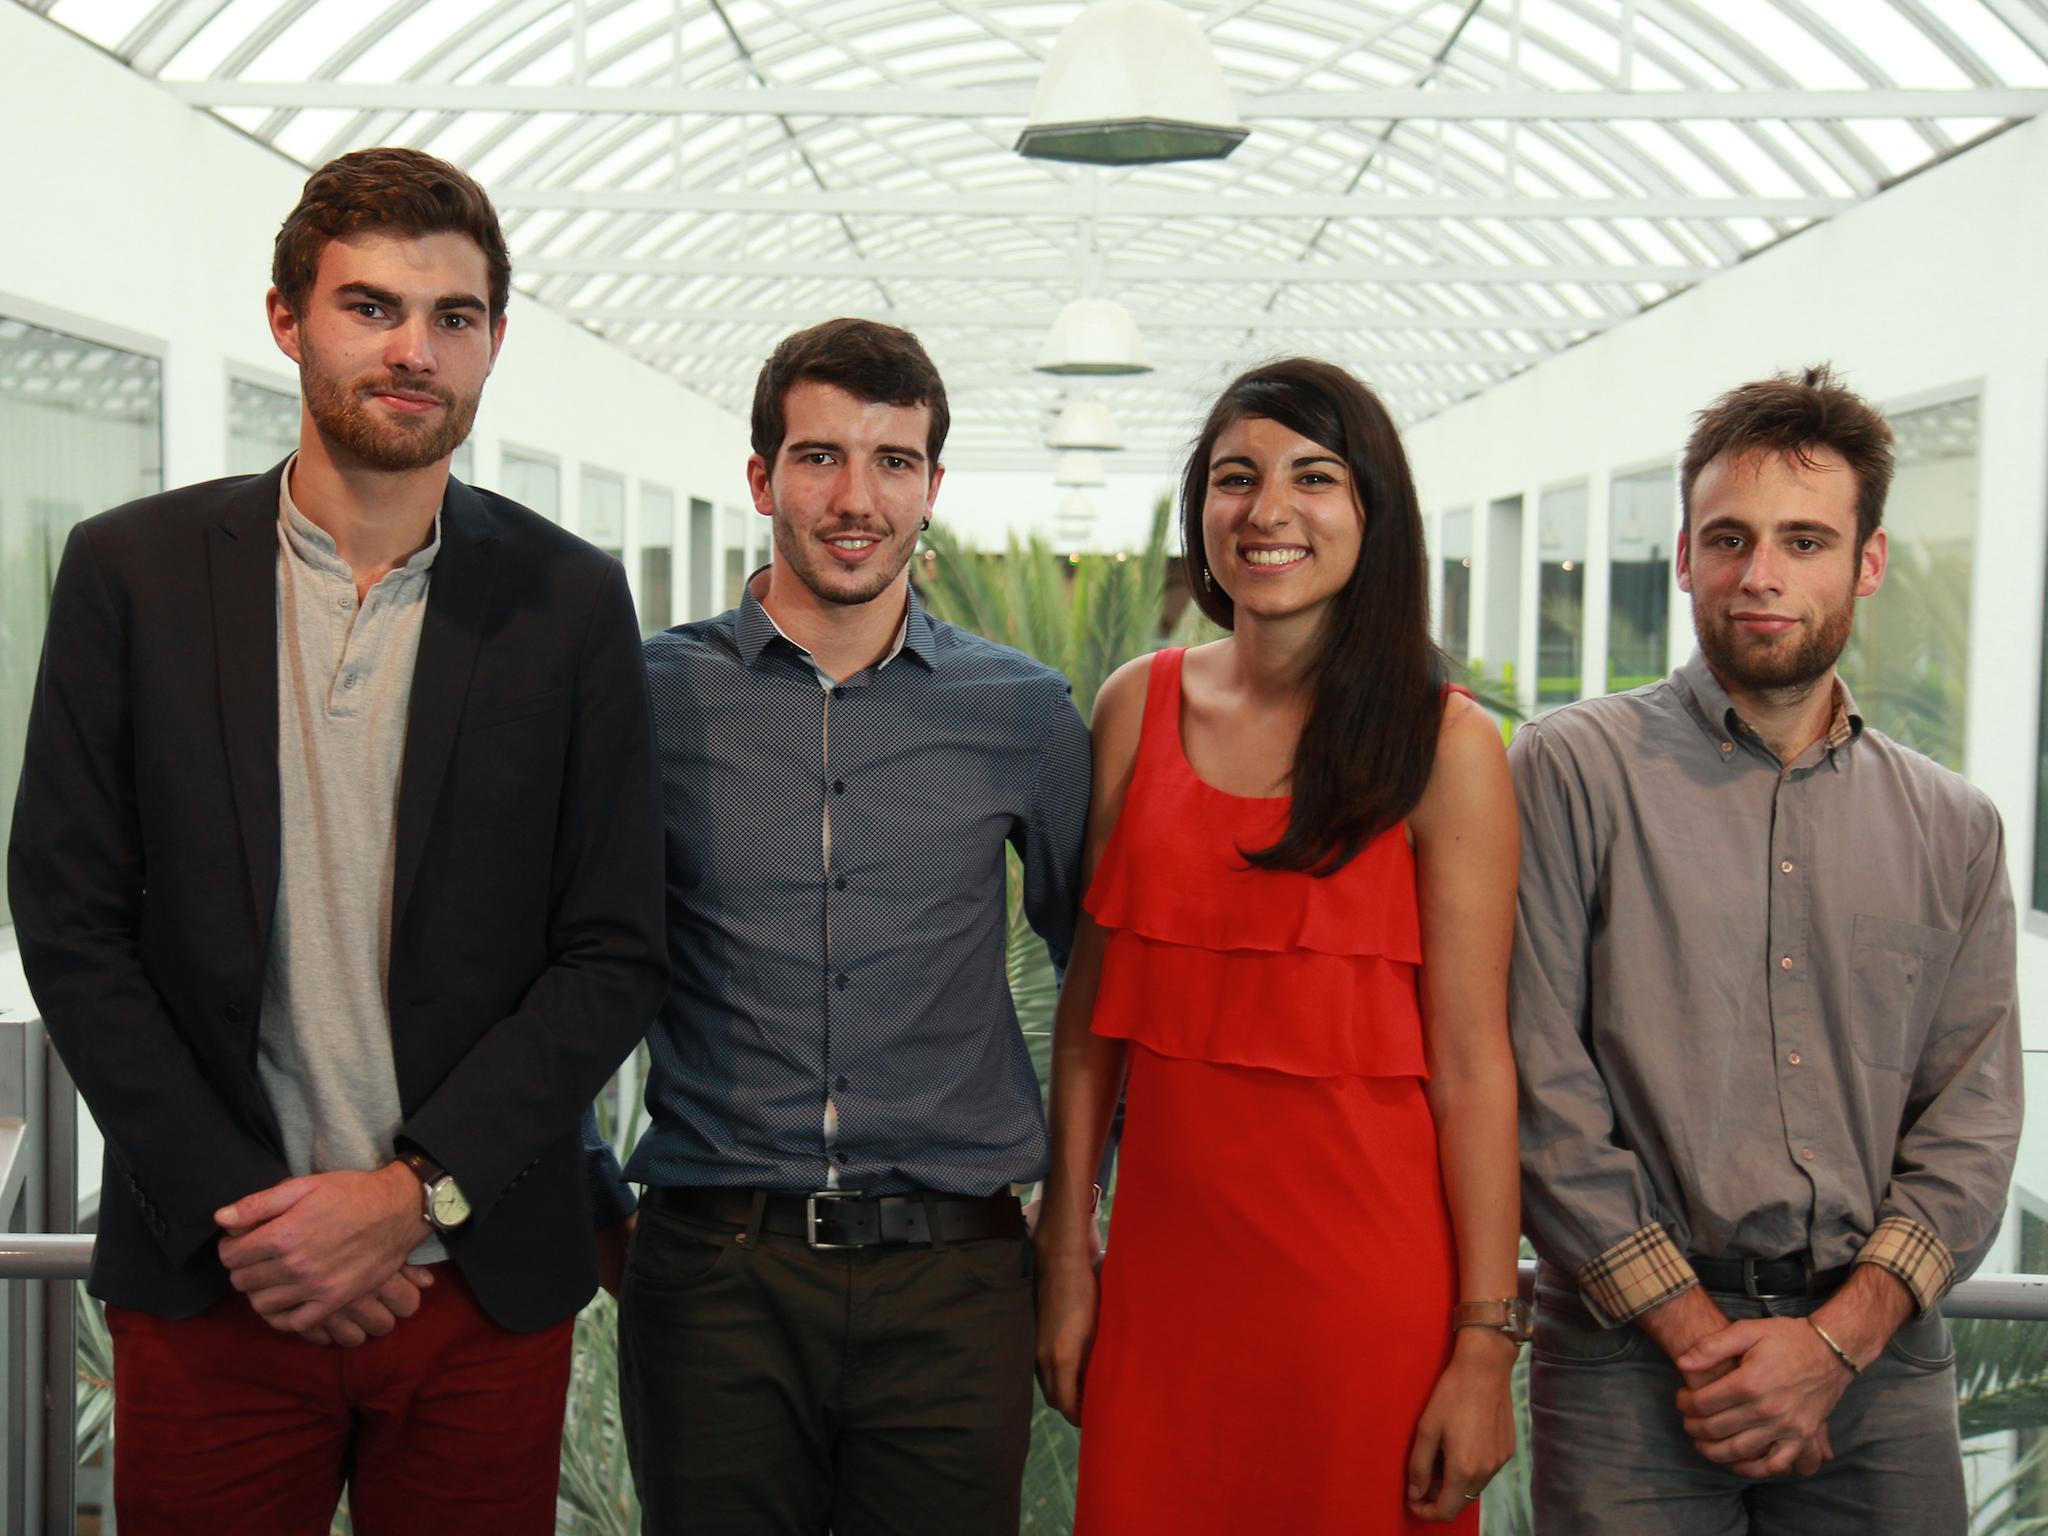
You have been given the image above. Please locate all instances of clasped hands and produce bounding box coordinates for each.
[1645,1284,1873,1480]
[215,1162,434,1347]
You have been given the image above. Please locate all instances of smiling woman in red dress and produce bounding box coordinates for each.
[1034,358,1522,1532]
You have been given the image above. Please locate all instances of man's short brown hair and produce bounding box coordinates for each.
[273,147,512,321]
[750,318,949,468]
[1680,364,1895,547]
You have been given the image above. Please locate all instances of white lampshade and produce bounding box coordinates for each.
[1016,0,1248,166]
[1035,297,1152,376]
[1046,398,1125,451]
[1054,450,1109,486]
[1056,489,1098,536]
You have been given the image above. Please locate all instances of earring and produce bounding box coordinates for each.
[1201,565,1213,591]
[920,517,931,531]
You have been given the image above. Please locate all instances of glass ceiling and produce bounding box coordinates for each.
[27,0,2048,469]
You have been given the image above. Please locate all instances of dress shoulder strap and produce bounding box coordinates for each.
[1134,646,1188,772]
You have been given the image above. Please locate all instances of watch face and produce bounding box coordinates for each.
[430,1177,471,1229]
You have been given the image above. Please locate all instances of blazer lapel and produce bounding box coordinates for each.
[393,476,498,935]
[207,467,286,946]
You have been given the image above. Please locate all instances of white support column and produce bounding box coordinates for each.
[1517,486,1542,717]
[1582,467,1612,701]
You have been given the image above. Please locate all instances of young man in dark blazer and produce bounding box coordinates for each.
[7,147,666,1534]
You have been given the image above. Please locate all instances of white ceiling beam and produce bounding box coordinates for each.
[621,339,1537,367]
[559,304,1620,334]
[165,82,2048,121]
[496,188,1846,219]
[523,256,1713,284]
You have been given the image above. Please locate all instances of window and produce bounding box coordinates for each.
[1538,483,1587,706]
[580,467,625,560]
[723,504,754,610]
[499,448,560,522]
[1438,508,1472,663]
[640,485,676,635]
[1840,394,1977,770]
[688,498,714,621]
[1609,466,1676,690]
[225,378,297,473]
[1,317,164,926]
[1482,495,1524,691]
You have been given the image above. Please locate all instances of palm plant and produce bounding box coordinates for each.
[1839,540,1970,769]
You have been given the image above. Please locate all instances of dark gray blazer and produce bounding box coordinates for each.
[8,462,667,1330]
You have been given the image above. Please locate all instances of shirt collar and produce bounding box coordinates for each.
[276,451,442,578]
[735,566,939,676]
[1673,649,1862,768]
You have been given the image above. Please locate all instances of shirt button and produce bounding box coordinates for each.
[1780,860,1794,874]
[1801,1147,1816,1161]
[834,875,848,891]
[835,1151,850,1164]
[337,596,353,611]
[835,1075,848,1091]
[1779,956,1793,971]
[1787,1051,1802,1066]
[342,674,357,690]
[1720,741,1733,754]
[835,974,849,991]
[833,780,845,795]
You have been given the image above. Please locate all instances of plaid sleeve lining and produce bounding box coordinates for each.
[1576,1223,1699,1324]
[1856,1215,1955,1316]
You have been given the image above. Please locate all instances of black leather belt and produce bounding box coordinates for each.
[647,1185,1025,1250]
[1690,1253,1853,1299]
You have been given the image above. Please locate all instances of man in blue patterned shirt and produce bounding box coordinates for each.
[583,317,1091,1534]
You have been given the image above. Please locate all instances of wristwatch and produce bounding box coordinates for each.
[1451,1297,1534,1346]
[398,1151,472,1232]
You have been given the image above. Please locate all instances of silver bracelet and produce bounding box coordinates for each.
[1806,1316,1861,1376]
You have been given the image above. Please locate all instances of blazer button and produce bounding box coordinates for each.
[223,1003,245,1024]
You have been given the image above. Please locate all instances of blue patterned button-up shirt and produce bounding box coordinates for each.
[584,577,1091,1219]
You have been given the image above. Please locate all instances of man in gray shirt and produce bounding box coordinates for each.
[1510,365,2020,1534]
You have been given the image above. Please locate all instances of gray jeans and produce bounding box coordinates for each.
[1528,1270,1967,1536]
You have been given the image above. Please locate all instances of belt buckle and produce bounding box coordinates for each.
[805,1190,866,1250]
[1741,1258,1766,1300]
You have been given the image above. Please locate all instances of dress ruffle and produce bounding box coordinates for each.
[1091,930,1427,1079]
[1085,818,1422,963]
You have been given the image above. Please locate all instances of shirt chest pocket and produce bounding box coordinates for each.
[1849,913,1961,1073]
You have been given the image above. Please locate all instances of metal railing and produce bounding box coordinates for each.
[0,1014,2046,1535]
[0,1015,79,1536]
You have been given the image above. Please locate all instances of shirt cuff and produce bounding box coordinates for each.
[1576,1223,1699,1325]
[1855,1216,1955,1316]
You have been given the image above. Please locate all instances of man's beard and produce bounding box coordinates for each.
[300,347,480,473]
[1692,584,1856,696]
[771,507,917,608]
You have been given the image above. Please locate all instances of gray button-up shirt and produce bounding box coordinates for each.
[1510,650,2021,1324]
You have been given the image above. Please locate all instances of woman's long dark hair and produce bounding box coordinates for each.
[1180,357,1449,876]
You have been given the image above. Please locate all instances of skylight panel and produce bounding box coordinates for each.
[1689,0,1857,88]
[159,0,293,80]
[1800,0,1971,88]
[428,109,516,164]
[1750,119,1856,194]
[1520,0,1627,82]
[243,0,367,82]
[46,0,161,55]
[1843,118,1941,178]
[271,109,360,164]
[346,0,495,82]
[1939,1,2048,83]
[1629,11,1740,90]
[1677,118,1806,197]
[1608,120,1734,197]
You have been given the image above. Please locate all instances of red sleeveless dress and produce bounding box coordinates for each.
[1073,647,1474,1535]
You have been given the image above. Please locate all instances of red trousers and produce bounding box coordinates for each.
[106,1264,574,1535]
